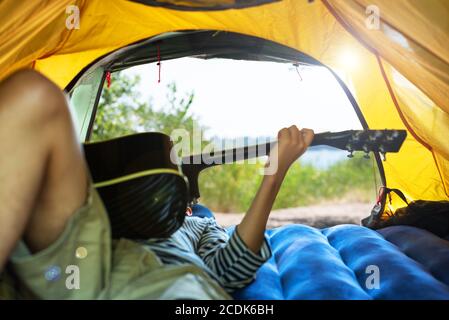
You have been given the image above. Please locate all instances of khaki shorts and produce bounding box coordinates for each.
[0,183,230,300]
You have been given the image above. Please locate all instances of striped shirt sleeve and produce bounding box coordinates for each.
[197,219,271,293]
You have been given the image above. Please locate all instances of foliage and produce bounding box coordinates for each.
[92,72,379,213]
[92,73,201,141]
[200,154,379,212]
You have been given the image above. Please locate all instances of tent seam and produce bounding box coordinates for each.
[38,0,87,61]
[321,0,378,56]
[376,55,431,150]
[431,152,449,199]
[377,55,449,199]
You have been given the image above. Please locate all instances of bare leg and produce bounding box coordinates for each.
[0,70,88,271]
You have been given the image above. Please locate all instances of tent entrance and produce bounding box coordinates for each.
[67,30,386,185]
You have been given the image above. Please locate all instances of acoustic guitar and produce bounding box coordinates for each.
[84,129,406,239]
[181,129,407,203]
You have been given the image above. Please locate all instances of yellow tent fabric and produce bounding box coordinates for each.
[0,0,448,212]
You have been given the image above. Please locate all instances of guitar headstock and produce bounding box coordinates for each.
[317,130,407,160]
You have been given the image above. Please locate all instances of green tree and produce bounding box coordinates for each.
[92,72,203,141]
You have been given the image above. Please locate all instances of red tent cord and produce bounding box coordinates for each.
[157,44,161,83]
[295,65,303,81]
[106,71,111,88]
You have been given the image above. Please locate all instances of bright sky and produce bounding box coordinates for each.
[123,57,362,140]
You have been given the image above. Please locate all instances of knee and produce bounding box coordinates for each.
[0,69,69,124]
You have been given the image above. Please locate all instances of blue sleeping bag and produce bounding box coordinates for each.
[192,204,449,299]
[227,224,449,300]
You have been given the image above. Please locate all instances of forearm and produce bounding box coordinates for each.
[236,169,287,253]
[236,125,314,254]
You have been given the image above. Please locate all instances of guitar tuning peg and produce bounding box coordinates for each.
[386,131,398,141]
[347,150,354,158]
[364,152,370,159]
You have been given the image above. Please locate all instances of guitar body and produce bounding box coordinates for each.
[84,132,189,239]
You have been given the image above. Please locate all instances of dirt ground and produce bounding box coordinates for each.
[214,202,373,229]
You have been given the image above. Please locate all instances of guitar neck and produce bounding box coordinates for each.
[182,131,357,168]
[181,129,406,202]
[184,136,317,167]
[181,131,347,202]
